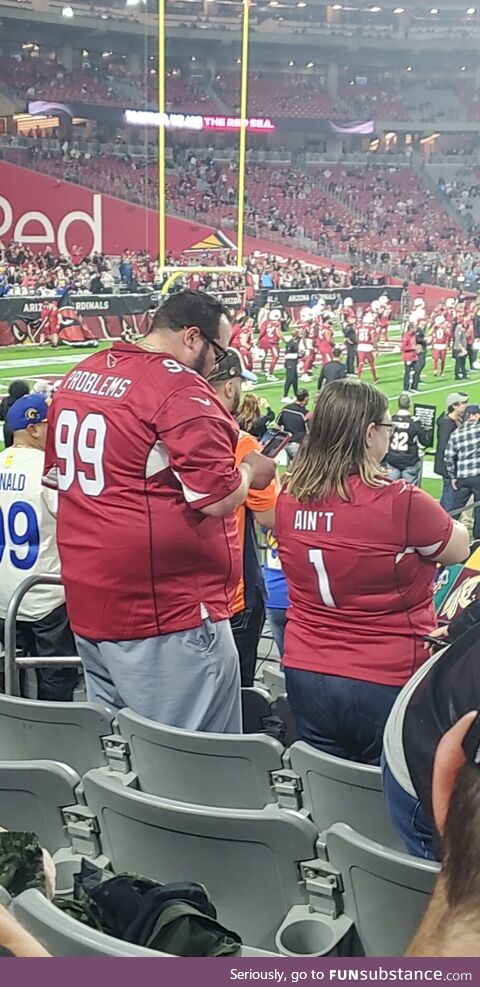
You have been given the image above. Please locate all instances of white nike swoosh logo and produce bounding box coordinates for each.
[191,397,211,406]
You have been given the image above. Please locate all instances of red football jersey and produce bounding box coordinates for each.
[357,325,376,351]
[43,342,242,640]
[432,326,449,348]
[276,478,453,686]
[265,320,281,340]
[229,324,243,347]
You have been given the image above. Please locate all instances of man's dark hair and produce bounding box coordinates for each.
[297,389,309,403]
[443,762,480,908]
[149,289,228,341]
[8,380,30,401]
[333,346,343,359]
[398,393,411,411]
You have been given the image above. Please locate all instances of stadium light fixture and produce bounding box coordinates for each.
[461,64,467,70]
[306,60,314,68]
[332,3,343,8]
[405,64,412,71]
[369,5,381,10]
[466,6,476,12]
[191,55,197,60]
[82,48,89,56]
[430,7,438,12]
[288,59,295,65]
[62,5,74,16]
[297,2,307,6]
[393,6,405,12]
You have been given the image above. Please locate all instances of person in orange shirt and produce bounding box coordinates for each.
[208,349,278,686]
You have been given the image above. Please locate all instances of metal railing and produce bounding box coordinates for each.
[3,500,480,694]
[3,575,81,697]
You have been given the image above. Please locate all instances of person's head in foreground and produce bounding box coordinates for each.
[6,394,49,452]
[287,378,390,502]
[207,349,257,417]
[237,392,262,430]
[407,710,480,957]
[145,289,231,379]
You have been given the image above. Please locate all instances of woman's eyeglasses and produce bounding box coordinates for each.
[376,422,394,433]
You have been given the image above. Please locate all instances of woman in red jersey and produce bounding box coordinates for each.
[276,379,469,764]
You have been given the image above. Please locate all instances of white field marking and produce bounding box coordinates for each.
[252,373,480,403]
[2,373,65,384]
[0,355,86,371]
[422,461,440,480]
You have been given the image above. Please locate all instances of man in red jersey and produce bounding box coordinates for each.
[316,320,334,367]
[260,313,282,380]
[43,290,275,732]
[39,300,59,348]
[357,313,378,381]
[430,315,450,377]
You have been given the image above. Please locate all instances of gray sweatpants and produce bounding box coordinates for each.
[74,617,242,734]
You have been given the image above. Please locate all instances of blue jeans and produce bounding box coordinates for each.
[388,464,421,486]
[266,608,287,658]
[382,759,436,860]
[284,668,400,765]
[440,477,456,512]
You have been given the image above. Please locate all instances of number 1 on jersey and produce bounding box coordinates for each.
[308,548,336,608]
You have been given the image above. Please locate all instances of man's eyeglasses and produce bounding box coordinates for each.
[183,324,229,365]
[198,330,229,365]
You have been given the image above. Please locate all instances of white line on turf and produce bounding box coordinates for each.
[0,355,86,370]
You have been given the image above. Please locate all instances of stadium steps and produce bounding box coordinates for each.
[314,174,367,224]
[414,162,469,233]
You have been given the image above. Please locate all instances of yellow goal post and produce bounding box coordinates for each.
[157,0,251,280]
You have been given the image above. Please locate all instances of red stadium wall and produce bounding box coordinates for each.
[0,161,219,257]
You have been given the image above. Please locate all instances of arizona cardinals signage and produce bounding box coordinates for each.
[0,293,152,347]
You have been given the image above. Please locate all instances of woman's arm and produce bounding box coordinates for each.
[433,521,470,566]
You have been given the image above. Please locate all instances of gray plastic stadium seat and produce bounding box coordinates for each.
[117,707,284,809]
[11,890,280,957]
[83,767,331,951]
[326,823,440,956]
[272,694,298,746]
[0,694,114,776]
[261,663,286,700]
[288,742,403,849]
[0,760,79,854]
[241,686,274,734]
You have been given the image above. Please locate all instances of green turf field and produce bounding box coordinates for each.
[1,331,479,499]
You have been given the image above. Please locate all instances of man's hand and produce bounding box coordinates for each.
[241,450,277,489]
[451,478,458,491]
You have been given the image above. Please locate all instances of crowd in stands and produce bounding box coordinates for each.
[0,53,128,106]
[214,71,348,119]
[5,49,480,128]
[0,237,367,295]
[20,144,480,286]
